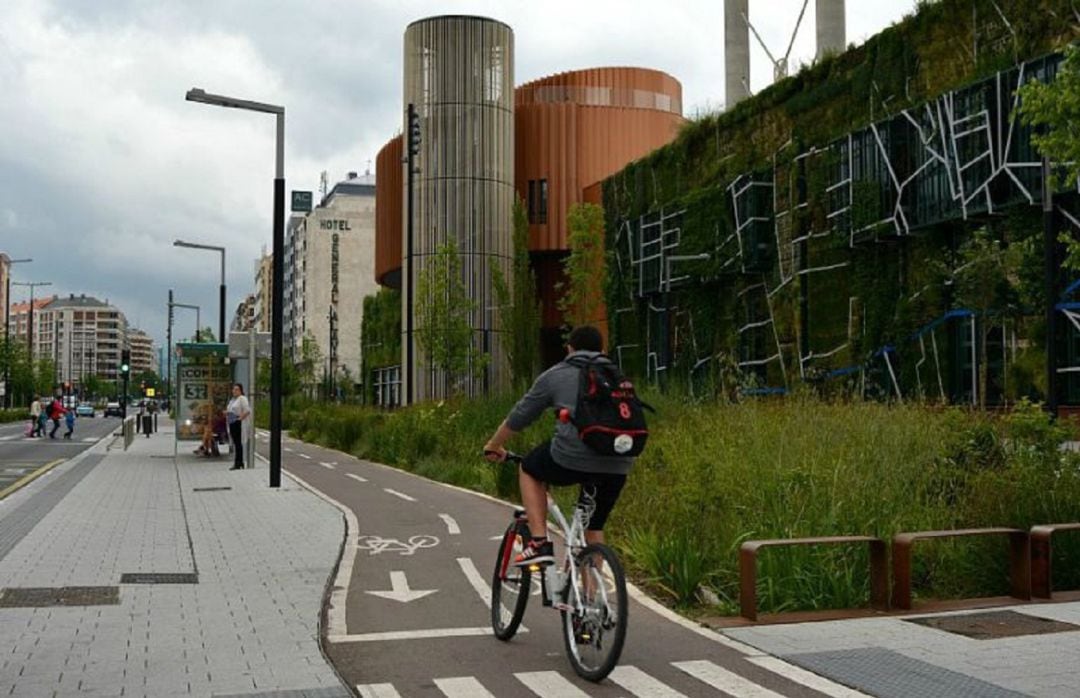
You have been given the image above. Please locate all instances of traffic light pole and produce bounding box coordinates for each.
[120,349,131,419]
[406,102,418,405]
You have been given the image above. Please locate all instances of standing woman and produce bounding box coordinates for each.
[226,383,251,471]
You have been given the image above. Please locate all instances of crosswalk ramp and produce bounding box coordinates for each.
[356,660,794,697]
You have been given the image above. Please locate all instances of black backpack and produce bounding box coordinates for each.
[565,354,653,457]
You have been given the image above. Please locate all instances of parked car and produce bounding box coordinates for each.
[104,401,122,417]
[75,403,95,418]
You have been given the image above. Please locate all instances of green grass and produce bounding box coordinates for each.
[270,393,1080,615]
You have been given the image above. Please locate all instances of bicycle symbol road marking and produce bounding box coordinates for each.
[357,534,440,556]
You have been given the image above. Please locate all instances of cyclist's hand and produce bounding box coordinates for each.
[483,445,506,462]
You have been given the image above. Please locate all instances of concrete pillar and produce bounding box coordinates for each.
[816,0,846,59]
[724,0,750,108]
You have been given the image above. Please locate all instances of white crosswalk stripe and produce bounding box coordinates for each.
[610,665,688,696]
[355,684,401,698]
[434,676,497,697]
[513,671,591,697]
[83,437,98,442]
[674,660,786,697]
[345,472,366,482]
[0,435,17,441]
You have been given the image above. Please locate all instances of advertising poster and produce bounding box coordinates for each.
[175,343,232,442]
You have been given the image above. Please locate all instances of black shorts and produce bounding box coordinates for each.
[521,441,626,531]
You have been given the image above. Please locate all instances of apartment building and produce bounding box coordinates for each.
[35,294,128,385]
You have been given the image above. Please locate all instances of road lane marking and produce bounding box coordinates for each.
[457,557,528,633]
[384,488,416,502]
[284,447,293,452]
[434,677,496,697]
[513,672,590,697]
[673,660,785,697]
[747,656,872,697]
[345,472,366,482]
[0,435,17,441]
[365,571,437,603]
[609,665,687,696]
[356,684,401,698]
[438,513,460,535]
[320,461,337,469]
[82,437,98,442]
[298,453,311,459]
[329,626,494,643]
[0,458,65,500]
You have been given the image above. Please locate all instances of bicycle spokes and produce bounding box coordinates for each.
[561,544,628,682]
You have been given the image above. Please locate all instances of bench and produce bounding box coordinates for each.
[739,536,888,621]
[891,528,1029,610]
[1030,523,1080,599]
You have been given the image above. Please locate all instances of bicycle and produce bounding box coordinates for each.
[487,451,628,682]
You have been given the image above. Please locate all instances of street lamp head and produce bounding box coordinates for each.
[185,87,284,115]
[185,87,208,103]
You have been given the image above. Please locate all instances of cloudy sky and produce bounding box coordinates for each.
[0,0,917,355]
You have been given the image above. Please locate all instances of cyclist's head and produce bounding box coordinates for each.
[567,325,603,353]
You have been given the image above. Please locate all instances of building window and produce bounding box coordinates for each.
[527,178,548,225]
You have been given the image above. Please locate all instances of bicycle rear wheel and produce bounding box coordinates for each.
[491,519,531,640]
[561,543,628,682]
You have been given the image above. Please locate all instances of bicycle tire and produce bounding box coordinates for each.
[561,543,628,682]
[490,521,531,640]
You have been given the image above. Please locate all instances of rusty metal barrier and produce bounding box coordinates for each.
[1031,523,1080,599]
[891,528,1030,610]
[739,536,889,621]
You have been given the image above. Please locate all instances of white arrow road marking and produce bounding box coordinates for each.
[346,472,367,482]
[384,488,416,502]
[434,677,496,697]
[365,571,437,603]
[356,684,401,698]
[438,514,460,534]
[298,453,311,459]
[673,660,785,697]
[319,461,336,469]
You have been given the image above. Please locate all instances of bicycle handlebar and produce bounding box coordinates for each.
[483,449,523,464]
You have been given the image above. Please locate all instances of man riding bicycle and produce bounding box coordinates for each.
[484,325,635,567]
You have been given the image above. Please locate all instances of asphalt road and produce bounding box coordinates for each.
[256,430,857,698]
[0,413,120,498]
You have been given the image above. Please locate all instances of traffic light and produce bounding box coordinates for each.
[408,107,421,156]
[120,349,131,375]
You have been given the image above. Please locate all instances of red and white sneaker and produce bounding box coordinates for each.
[513,538,554,567]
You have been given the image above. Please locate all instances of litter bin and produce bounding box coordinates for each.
[142,414,153,438]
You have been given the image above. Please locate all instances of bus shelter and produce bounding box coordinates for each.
[174,342,232,452]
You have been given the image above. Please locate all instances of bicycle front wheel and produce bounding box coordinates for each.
[561,543,628,682]
[491,520,531,640]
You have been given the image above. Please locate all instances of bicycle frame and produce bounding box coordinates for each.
[538,495,612,618]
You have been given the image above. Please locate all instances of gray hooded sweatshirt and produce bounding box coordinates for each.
[505,350,635,476]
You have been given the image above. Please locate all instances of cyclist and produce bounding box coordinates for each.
[484,325,634,567]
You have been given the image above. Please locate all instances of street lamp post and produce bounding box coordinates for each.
[173,240,226,343]
[3,257,32,408]
[187,86,285,488]
[171,302,201,341]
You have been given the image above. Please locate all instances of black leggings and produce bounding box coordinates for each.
[229,421,243,466]
[521,441,627,531]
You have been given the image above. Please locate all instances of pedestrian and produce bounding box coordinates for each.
[226,383,250,471]
[37,399,50,438]
[29,396,42,437]
[64,407,75,440]
[49,399,63,439]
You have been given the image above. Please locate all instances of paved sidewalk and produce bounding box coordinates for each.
[0,419,349,698]
[724,601,1080,697]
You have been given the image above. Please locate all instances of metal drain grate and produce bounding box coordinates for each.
[0,586,120,607]
[120,572,198,584]
[906,610,1080,640]
[192,486,232,492]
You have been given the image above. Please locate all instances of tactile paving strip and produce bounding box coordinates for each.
[783,647,1029,698]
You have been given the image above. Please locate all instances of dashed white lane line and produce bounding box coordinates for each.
[284,447,293,452]
[434,677,496,697]
[609,665,688,696]
[319,461,336,469]
[331,626,492,643]
[673,660,785,698]
[384,488,416,502]
[438,513,460,535]
[298,453,311,459]
[345,472,367,482]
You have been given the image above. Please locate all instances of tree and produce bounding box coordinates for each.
[416,239,486,395]
[256,357,298,397]
[81,374,104,400]
[492,197,541,389]
[954,227,1016,409]
[1017,45,1080,188]
[298,332,323,398]
[558,202,608,329]
[193,327,216,343]
[34,358,57,397]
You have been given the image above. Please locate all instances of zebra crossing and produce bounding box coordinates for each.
[356,659,791,697]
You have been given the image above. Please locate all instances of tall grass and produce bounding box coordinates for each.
[273,393,1080,614]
